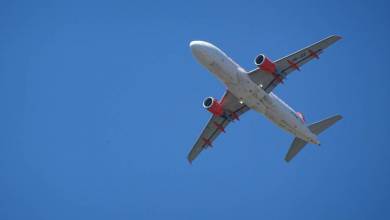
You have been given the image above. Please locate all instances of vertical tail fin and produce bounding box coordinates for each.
[285,115,342,162]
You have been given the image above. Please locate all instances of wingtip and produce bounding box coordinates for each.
[332,35,343,40]
[335,114,343,120]
[326,35,342,42]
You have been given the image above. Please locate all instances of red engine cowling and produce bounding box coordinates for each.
[203,97,223,116]
[254,54,276,73]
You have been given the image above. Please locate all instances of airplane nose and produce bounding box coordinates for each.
[190,41,205,60]
[189,40,219,66]
[189,40,199,48]
[189,40,213,60]
[189,40,205,47]
[189,41,204,53]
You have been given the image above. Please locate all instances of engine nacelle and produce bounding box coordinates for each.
[203,97,224,116]
[254,54,276,73]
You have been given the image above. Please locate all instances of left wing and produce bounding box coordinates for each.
[187,91,249,163]
[248,35,341,93]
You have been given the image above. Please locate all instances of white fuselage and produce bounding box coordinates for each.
[190,41,319,144]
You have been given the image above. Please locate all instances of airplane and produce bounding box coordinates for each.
[187,35,342,163]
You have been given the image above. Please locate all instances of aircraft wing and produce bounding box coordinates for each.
[248,35,342,93]
[187,91,249,163]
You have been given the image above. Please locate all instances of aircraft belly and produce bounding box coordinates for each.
[221,67,313,143]
[226,75,315,143]
[251,93,310,141]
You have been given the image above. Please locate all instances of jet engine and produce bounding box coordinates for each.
[254,54,276,73]
[203,97,223,116]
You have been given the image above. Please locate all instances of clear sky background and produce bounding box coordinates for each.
[1,0,390,219]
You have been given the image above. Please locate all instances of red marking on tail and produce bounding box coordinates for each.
[296,112,306,124]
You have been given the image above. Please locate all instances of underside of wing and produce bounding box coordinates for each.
[187,91,249,163]
[248,35,342,93]
[187,115,229,163]
[275,35,341,76]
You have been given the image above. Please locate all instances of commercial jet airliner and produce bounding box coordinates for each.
[188,35,342,163]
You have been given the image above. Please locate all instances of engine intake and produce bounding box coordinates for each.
[203,97,223,116]
[254,54,276,73]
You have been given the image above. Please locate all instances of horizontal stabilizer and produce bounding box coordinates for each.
[309,115,343,135]
[285,115,342,162]
[285,138,307,162]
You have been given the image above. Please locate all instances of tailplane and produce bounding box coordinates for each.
[308,115,343,135]
[285,137,307,162]
[285,115,342,162]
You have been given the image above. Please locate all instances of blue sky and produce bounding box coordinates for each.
[1,0,390,219]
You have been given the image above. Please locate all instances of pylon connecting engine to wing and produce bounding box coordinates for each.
[254,54,284,83]
[203,97,223,116]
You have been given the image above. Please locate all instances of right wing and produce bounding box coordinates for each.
[248,35,342,93]
[187,91,249,163]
